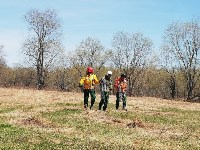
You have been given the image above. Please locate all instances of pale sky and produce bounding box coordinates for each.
[0,0,199,67]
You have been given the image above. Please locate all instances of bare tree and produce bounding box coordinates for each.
[165,68,177,99]
[68,37,112,77]
[160,45,178,99]
[112,31,153,96]
[0,45,6,67]
[163,20,200,100]
[22,9,64,89]
[0,45,7,87]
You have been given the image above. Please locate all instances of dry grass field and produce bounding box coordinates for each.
[0,87,200,149]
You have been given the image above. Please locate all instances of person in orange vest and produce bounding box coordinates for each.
[114,73,128,111]
[79,67,99,109]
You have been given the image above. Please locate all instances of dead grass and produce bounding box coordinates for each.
[0,87,200,149]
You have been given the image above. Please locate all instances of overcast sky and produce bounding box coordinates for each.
[0,0,200,67]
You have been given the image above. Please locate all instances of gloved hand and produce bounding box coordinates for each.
[79,83,83,87]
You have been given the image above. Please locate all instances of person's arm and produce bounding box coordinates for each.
[93,74,99,84]
[108,80,113,94]
[114,77,120,89]
[79,77,85,87]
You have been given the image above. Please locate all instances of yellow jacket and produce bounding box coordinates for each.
[79,74,99,89]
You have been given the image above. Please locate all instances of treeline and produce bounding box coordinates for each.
[1,64,200,102]
[1,9,200,102]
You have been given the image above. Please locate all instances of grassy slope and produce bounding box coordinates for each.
[0,87,200,150]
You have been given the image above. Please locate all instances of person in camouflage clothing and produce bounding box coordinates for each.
[98,71,113,111]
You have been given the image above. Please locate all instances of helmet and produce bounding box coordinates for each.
[87,67,94,73]
[121,73,126,78]
[107,71,112,75]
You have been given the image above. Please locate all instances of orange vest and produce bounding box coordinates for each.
[114,77,127,92]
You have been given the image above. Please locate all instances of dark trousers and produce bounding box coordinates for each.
[99,91,109,111]
[116,92,126,109]
[84,89,96,109]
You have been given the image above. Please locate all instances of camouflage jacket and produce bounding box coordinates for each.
[100,75,113,92]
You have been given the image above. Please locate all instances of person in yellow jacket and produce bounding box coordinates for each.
[79,67,99,109]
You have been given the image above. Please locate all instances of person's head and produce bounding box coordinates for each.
[120,73,126,80]
[107,71,112,76]
[106,71,112,79]
[86,67,94,75]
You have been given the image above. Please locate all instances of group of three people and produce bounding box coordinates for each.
[79,67,128,111]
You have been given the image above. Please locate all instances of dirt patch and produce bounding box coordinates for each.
[81,110,148,129]
[22,117,44,127]
[127,120,145,128]
[21,116,56,128]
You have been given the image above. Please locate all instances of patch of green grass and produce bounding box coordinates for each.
[0,122,72,149]
[109,110,137,119]
[161,107,200,120]
[45,108,81,116]
[63,136,135,150]
[159,108,200,133]
[0,123,12,128]
[0,116,136,149]
[0,106,21,114]
[142,113,177,125]
[107,106,200,128]
[139,108,200,130]
[158,108,200,126]
[41,108,82,124]
[55,102,80,107]
[43,108,134,137]
[0,123,30,149]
